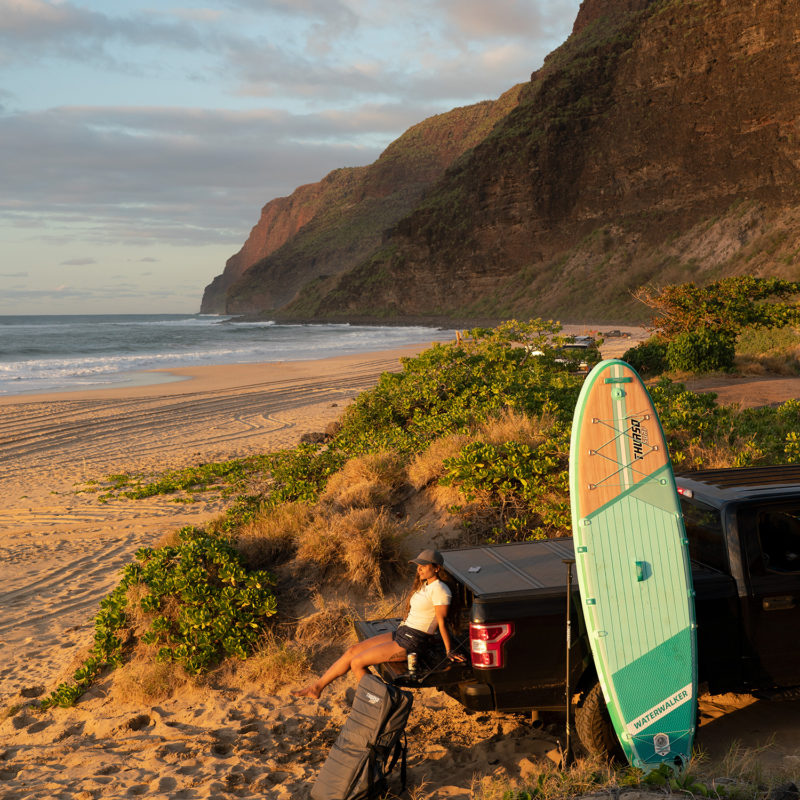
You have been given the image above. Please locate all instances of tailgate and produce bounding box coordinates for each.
[354,617,472,688]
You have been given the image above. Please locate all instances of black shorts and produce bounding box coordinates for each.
[392,624,433,654]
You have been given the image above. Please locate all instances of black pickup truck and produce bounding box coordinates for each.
[356,465,800,755]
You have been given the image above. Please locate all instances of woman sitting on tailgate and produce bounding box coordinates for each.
[293,548,463,699]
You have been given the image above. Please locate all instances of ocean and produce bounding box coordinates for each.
[0,315,454,396]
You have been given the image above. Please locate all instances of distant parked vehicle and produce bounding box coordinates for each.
[526,335,600,373]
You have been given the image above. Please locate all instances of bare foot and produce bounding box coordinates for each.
[292,683,322,699]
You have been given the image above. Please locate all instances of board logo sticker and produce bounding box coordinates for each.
[626,684,693,735]
[630,417,649,460]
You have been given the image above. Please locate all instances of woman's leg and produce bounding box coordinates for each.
[293,632,402,698]
[350,639,407,679]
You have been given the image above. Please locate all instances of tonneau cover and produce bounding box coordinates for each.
[443,539,576,598]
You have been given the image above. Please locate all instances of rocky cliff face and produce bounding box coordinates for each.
[200,86,523,314]
[207,0,800,324]
[280,0,800,323]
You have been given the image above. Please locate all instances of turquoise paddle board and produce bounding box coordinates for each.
[569,359,697,768]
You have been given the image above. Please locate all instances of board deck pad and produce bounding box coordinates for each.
[569,359,697,768]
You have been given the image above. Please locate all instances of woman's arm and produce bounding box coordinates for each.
[434,604,464,661]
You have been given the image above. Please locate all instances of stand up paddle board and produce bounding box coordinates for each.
[569,359,697,769]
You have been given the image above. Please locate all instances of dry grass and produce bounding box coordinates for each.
[152,528,182,549]
[294,595,358,645]
[362,592,407,624]
[675,434,770,470]
[233,501,312,569]
[472,754,618,800]
[320,451,407,510]
[719,738,777,787]
[225,633,311,694]
[407,434,472,489]
[296,507,408,595]
[408,410,555,492]
[112,659,187,704]
[735,352,800,376]
[478,408,555,448]
[124,582,156,636]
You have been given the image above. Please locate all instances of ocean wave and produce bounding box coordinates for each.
[0,315,454,395]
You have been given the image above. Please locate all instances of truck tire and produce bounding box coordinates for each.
[575,682,624,760]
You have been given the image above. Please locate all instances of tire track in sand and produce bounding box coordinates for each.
[0,350,413,699]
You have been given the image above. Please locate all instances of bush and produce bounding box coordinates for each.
[440,419,571,541]
[233,501,312,570]
[320,451,407,510]
[41,528,278,708]
[622,338,667,376]
[666,329,736,372]
[334,321,584,455]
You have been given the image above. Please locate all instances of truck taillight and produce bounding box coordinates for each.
[469,622,514,668]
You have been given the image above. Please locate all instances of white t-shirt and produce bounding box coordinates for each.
[403,579,452,634]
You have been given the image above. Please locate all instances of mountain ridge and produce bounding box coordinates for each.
[203,0,800,324]
[200,86,524,314]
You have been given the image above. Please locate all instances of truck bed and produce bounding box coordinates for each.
[443,539,577,599]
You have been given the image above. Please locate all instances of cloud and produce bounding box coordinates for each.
[0,0,582,315]
[434,0,579,41]
[60,257,97,265]
[0,1,578,109]
[0,0,206,60]
[0,271,28,277]
[0,104,395,246]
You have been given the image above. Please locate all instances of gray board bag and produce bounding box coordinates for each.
[311,673,413,800]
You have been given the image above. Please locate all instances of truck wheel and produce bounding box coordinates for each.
[575,682,624,760]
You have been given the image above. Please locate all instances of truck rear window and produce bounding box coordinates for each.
[680,497,728,572]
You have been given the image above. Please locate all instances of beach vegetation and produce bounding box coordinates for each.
[295,507,407,596]
[318,450,407,511]
[621,336,668,375]
[294,595,358,645]
[666,327,737,372]
[231,501,312,570]
[1,703,22,721]
[440,419,571,541]
[111,659,187,704]
[224,632,311,695]
[41,526,277,708]
[46,315,800,708]
[469,745,798,800]
[332,319,584,456]
[407,432,472,489]
[635,276,800,341]
[623,277,800,376]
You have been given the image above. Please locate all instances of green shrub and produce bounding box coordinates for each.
[440,421,571,541]
[666,328,736,372]
[622,338,667,375]
[334,320,584,455]
[264,444,346,506]
[41,527,277,708]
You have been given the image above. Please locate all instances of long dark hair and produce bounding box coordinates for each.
[403,565,462,628]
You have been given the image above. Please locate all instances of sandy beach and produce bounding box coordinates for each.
[2,333,800,799]
[0,344,437,702]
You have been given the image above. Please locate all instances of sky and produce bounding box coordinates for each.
[0,0,581,315]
